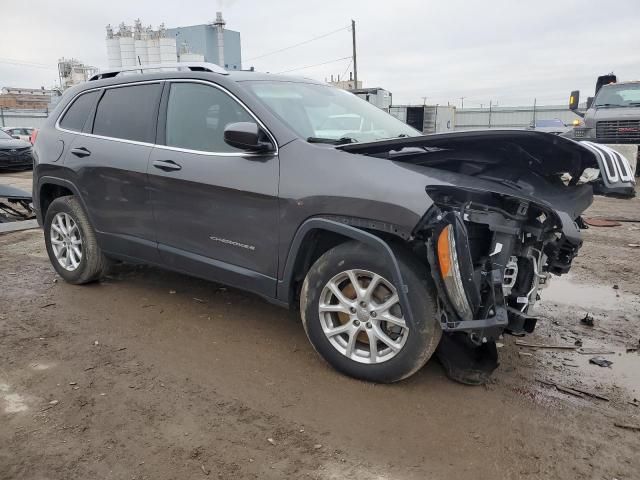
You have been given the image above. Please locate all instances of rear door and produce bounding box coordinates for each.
[64,82,163,261]
[147,80,279,296]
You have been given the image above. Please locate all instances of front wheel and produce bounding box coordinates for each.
[300,241,441,383]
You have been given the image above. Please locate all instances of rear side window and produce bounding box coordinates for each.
[93,84,162,143]
[165,82,253,153]
[59,91,99,132]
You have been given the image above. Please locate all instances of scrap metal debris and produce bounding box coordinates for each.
[589,356,613,368]
[614,422,640,432]
[577,347,616,355]
[580,313,594,327]
[537,379,609,401]
[583,217,621,227]
[515,340,577,350]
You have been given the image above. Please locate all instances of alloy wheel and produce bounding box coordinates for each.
[318,269,409,364]
[50,212,83,271]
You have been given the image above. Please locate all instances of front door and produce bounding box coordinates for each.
[147,80,279,297]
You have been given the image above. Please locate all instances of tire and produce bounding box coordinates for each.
[44,195,108,284]
[300,241,442,383]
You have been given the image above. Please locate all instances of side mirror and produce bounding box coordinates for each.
[224,122,274,153]
[569,90,580,111]
[586,97,594,109]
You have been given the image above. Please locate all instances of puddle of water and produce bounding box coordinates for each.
[541,274,640,311]
[570,348,640,395]
[3,393,29,413]
[0,383,29,413]
[30,362,55,371]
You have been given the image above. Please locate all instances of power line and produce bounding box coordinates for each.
[339,58,353,82]
[275,56,351,74]
[245,25,350,62]
[0,57,57,70]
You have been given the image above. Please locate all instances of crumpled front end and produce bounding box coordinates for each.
[418,186,580,340]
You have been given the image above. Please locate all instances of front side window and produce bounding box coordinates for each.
[59,90,99,132]
[165,82,254,153]
[93,83,162,142]
[243,81,420,143]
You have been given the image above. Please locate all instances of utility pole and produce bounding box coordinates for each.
[459,96,466,109]
[351,19,358,88]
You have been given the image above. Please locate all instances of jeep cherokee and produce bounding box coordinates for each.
[32,63,635,384]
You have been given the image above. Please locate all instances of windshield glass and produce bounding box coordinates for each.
[594,83,640,107]
[243,81,420,143]
[0,130,13,140]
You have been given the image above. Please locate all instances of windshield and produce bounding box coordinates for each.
[0,130,13,140]
[593,83,640,107]
[243,81,420,143]
[535,119,565,128]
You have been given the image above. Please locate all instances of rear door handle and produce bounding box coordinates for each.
[70,147,91,158]
[152,159,182,172]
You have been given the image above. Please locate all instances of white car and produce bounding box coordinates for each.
[2,127,35,143]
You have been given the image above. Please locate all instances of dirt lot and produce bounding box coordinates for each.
[1,170,639,480]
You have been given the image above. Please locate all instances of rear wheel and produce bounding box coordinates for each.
[301,241,441,383]
[44,196,108,284]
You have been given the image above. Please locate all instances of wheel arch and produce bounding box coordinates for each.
[277,218,416,330]
[37,177,86,225]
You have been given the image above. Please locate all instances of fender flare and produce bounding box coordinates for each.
[277,217,415,329]
[35,176,89,225]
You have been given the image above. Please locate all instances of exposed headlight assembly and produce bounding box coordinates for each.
[435,216,479,321]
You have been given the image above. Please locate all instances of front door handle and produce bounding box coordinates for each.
[152,159,182,172]
[70,147,91,158]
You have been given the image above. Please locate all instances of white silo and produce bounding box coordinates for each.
[105,24,122,68]
[180,52,205,62]
[118,23,136,67]
[119,37,136,67]
[147,26,161,64]
[158,24,177,64]
[134,19,148,65]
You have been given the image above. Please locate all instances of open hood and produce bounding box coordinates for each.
[338,130,635,197]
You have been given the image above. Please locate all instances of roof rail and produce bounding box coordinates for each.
[89,62,228,81]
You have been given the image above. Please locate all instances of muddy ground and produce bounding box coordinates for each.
[1,170,639,480]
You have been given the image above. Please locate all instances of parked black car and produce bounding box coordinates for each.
[0,129,33,169]
[32,63,635,384]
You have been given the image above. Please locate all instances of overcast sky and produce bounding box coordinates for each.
[1,0,639,106]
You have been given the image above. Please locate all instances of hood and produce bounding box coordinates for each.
[337,129,635,199]
[0,138,31,149]
[587,107,640,122]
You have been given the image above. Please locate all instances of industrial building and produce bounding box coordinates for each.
[389,105,456,134]
[57,58,98,90]
[166,13,242,70]
[0,87,60,110]
[105,13,241,70]
[351,88,392,110]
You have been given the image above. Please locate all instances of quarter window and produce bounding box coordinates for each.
[93,84,162,143]
[59,90,99,132]
[165,82,254,153]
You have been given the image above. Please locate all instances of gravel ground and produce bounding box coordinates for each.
[1,171,639,480]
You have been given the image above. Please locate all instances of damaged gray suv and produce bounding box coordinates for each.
[32,63,635,384]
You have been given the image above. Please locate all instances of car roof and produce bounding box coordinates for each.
[71,69,326,95]
[602,80,640,87]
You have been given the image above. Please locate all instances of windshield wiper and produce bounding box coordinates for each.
[596,103,627,108]
[307,136,357,145]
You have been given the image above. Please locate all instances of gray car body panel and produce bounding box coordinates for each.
[32,70,616,309]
